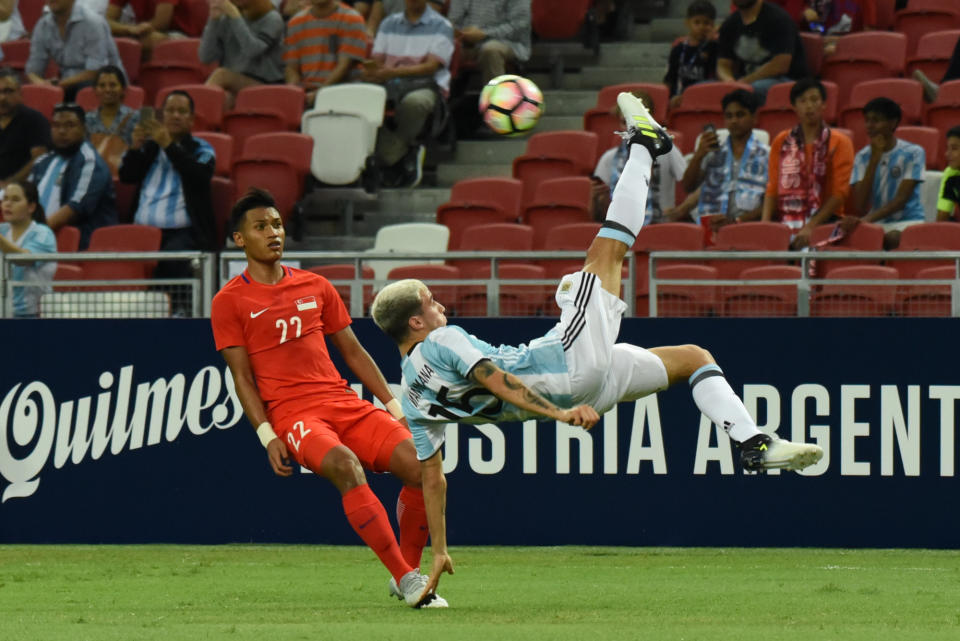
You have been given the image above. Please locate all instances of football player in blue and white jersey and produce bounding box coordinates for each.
[371,92,824,599]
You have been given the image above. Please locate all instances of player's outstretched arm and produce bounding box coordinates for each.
[469,360,600,429]
[420,451,454,597]
[220,346,293,476]
[328,327,406,423]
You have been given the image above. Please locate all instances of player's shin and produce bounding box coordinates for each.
[397,486,429,569]
[597,146,653,247]
[688,364,762,444]
[342,484,414,582]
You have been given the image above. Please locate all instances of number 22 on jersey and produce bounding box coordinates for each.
[276,316,302,344]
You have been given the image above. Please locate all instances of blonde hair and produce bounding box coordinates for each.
[371,279,426,343]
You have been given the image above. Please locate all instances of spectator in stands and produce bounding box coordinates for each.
[106,0,207,57]
[85,65,141,155]
[0,180,56,318]
[593,90,691,225]
[278,0,307,20]
[682,88,769,225]
[664,0,718,110]
[119,90,216,263]
[29,103,117,249]
[448,0,530,83]
[0,67,52,187]
[26,0,126,102]
[914,35,960,103]
[762,77,854,249]
[284,0,368,106]
[717,0,807,100]
[850,97,925,250]
[361,0,443,37]
[936,126,960,222]
[199,0,285,110]
[0,1,27,42]
[364,0,453,188]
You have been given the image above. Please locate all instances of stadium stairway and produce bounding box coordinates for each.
[294,4,724,251]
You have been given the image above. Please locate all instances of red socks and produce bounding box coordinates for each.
[342,484,412,582]
[397,486,429,569]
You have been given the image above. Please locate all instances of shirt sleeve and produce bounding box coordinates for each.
[423,326,488,379]
[318,276,352,335]
[22,225,56,255]
[25,24,49,75]
[211,292,246,351]
[850,148,867,185]
[907,145,925,181]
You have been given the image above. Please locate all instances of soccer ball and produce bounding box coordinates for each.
[479,74,544,136]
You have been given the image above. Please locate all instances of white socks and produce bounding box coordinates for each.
[689,364,762,444]
[596,144,653,247]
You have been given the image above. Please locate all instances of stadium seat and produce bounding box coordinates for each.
[456,263,549,317]
[210,176,233,248]
[436,203,517,251]
[721,264,801,317]
[52,264,84,293]
[0,39,29,71]
[19,1,43,34]
[148,38,210,71]
[800,32,824,76]
[242,132,313,196]
[56,226,80,254]
[193,132,233,177]
[525,176,594,248]
[893,2,960,58]
[873,0,896,30]
[450,222,534,275]
[887,221,960,279]
[114,37,142,83]
[808,221,884,277]
[513,131,599,207]
[652,264,718,317]
[540,222,600,278]
[155,84,225,131]
[906,30,960,82]
[924,80,960,133]
[532,175,593,208]
[138,65,207,108]
[21,84,64,120]
[667,82,753,154]
[709,222,792,280]
[895,126,941,170]
[76,85,145,112]
[232,159,300,223]
[83,224,163,287]
[634,222,704,316]
[301,83,386,185]
[450,177,523,215]
[809,265,899,317]
[223,86,307,161]
[306,264,375,312]
[531,0,592,40]
[820,32,908,107]
[839,79,924,151]
[386,264,461,314]
[364,222,450,281]
[113,179,137,223]
[899,264,957,317]
[756,81,840,136]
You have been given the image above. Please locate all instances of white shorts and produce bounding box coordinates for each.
[554,272,669,414]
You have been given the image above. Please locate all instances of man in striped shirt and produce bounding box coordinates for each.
[364,0,453,187]
[284,0,369,106]
[29,103,116,249]
[448,0,530,82]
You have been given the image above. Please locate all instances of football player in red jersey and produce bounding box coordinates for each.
[210,188,446,608]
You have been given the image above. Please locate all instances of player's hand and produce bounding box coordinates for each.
[266,438,293,476]
[559,405,600,430]
[422,552,454,599]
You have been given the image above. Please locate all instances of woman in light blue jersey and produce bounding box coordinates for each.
[0,180,57,317]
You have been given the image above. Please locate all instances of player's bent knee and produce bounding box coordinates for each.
[320,447,366,488]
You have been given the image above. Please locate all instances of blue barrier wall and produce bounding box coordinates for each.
[1,318,957,547]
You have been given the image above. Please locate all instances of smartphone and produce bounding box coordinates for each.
[138,106,155,123]
[702,123,719,149]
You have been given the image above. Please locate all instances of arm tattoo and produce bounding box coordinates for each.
[469,360,497,383]
[501,372,523,391]
[521,385,553,411]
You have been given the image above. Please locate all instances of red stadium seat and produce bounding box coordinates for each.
[540,222,600,277]
[232,159,300,223]
[808,221,884,276]
[894,2,960,58]
[53,264,84,292]
[668,82,753,154]
[907,30,960,82]
[83,224,162,287]
[149,38,208,69]
[450,222,534,274]
[532,175,593,207]
[138,65,207,109]
[525,203,592,249]
[242,132,313,176]
[899,264,957,317]
[0,39,29,71]
[306,264,375,311]
[887,222,960,280]
[513,131,599,207]
[76,85,145,112]
[531,0,591,40]
[810,265,898,317]
[821,32,908,107]
[436,203,517,250]
[709,222,792,280]
[449,177,523,216]
[634,222,704,316]
[56,226,80,253]
[924,80,960,133]
[721,264,801,317]
[21,84,63,120]
[895,126,941,170]
[800,32,824,76]
[194,131,233,177]
[155,84,225,131]
[838,79,923,151]
[456,264,549,317]
[223,86,306,161]
[19,1,43,34]
[652,264,718,317]
[756,81,839,135]
[386,264,461,314]
[873,0,896,30]
[210,176,234,248]
[114,37,142,83]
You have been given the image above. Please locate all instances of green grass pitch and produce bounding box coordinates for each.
[1,546,958,641]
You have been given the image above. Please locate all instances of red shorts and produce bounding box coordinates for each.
[270,394,411,474]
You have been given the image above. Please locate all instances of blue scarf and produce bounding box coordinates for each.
[696,131,769,222]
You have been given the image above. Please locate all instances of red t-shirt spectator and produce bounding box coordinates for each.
[108,0,208,38]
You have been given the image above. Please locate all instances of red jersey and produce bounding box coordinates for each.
[110,0,208,37]
[211,266,356,416]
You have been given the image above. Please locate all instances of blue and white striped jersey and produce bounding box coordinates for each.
[850,138,925,222]
[401,325,572,460]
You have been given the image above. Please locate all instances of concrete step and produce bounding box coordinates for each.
[541,89,598,116]
[373,187,451,214]
[597,42,672,67]
[455,139,527,164]
[437,162,512,186]
[645,18,688,43]
[530,66,664,90]
[534,114,587,132]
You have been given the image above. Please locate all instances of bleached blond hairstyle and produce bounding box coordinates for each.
[370,279,426,344]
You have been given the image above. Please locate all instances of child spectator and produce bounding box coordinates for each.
[936,126,960,222]
[665,0,718,110]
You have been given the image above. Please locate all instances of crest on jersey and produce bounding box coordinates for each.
[296,296,317,311]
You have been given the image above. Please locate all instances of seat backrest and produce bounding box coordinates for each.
[373,222,450,252]
[543,222,601,250]
[800,32,824,75]
[824,31,907,73]
[760,80,839,123]
[634,223,704,251]
[931,79,960,106]
[301,112,370,185]
[155,84,225,130]
[243,133,313,175]
[234,85,306,129]
[87,224,162,252]
[714,222,792,250]
[387,264,461,280]
[21,84,64,120]
[896,126,941,170]
[449,177,523,216]
[739,265,802,280]
[810,221,885,249]
[824,265,898,280]
[524,130,599,174]
[894,5,960,57]
[898,222,960,249]
[232,160,300,220]
[436,203,517,250]
[845,79,923,124]
[531,0,591,40]
[150,38,203,64]
[310,83,387,128]
[531,176,593,207]
[673,82,753,111]
[913,30,960,60]
[113,37,142,82]
[459,223,534,251]
[194,131,233,177]
[56,226,81,253]
[595,83,670,120]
